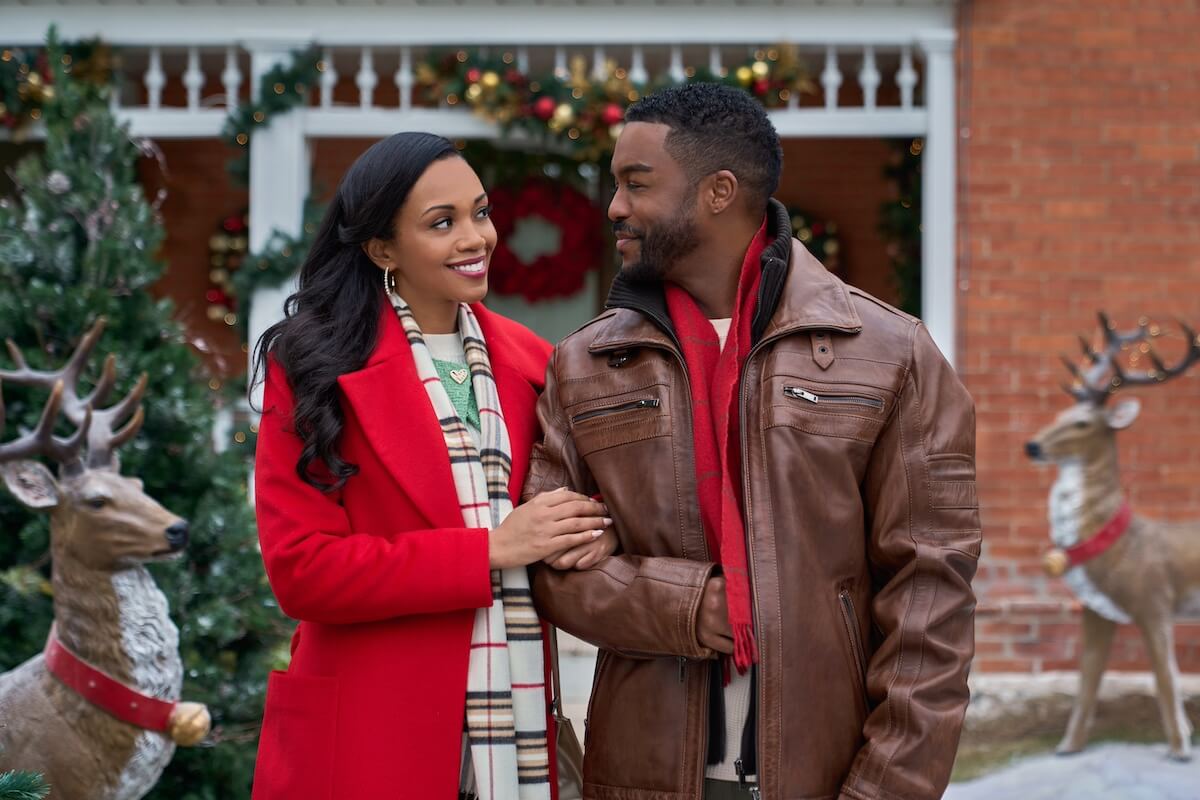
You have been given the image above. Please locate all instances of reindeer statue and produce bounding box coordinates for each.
[1025,311,1200,762]
[0,320,210,800]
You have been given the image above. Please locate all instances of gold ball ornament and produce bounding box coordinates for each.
[168,702,211,746]
[206,306,226,321]
[210,268,229,284]
[751,60,771,80]
[735,66,754,87]
[208,233,231,252]
[552,103,576,128]
[1043,548,1069,578]
[480,71,501,90]
[465,83,483,102]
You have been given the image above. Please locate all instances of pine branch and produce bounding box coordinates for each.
[0,770,50,800]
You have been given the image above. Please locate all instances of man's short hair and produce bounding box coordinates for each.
[625,82,783,214]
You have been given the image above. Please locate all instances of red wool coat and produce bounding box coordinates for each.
[251,300,556,799]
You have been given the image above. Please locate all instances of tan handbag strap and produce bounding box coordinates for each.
[549,625,563,715]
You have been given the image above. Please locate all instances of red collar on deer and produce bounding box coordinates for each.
[1064,502,1133,567]
[43,624,176,733]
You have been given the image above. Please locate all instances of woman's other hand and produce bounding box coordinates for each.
[543,527,618,571]
[490,488,610,570]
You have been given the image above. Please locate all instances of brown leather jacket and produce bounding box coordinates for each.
[527,201,980,800]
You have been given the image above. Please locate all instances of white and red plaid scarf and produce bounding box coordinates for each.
[389,293,551,800]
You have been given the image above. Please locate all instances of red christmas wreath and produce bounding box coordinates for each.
[486,180,604,301]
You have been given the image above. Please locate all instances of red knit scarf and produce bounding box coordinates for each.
[665,220,768,677]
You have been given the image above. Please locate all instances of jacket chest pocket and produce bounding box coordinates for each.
[566,384,671,457]
[765,376,892,444]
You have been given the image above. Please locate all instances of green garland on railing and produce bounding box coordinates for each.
[220,46,321,184]
[231,199,323,333]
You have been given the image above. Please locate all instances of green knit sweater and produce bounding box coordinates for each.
[432,358,480,431]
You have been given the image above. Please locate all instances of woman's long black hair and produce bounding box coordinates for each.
[252,132,460,491]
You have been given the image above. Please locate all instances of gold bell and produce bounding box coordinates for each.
[1042,548,1069,578]
[168,701,212,747]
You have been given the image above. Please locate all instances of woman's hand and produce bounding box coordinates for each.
[544,527,618,571]
[490,488,610,571]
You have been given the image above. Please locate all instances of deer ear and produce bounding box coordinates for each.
[0,461,61,510]
[1105,398,1141,430]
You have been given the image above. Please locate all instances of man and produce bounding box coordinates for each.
[528,83,980,800]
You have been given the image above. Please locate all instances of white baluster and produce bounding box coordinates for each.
[708,45,723,76]
[593,46,607,81]
[629,45,648,84]
[356,47,376,110]
[320,48,338,109]
[669,45,685,83]
[821,46,841,111]
[144,46,165,111]
[222,46,242,110]
[517,47,530,73]
[897,45,918,110]
[858,45,880,111]
[395,47,413,111]
[554,47,567,79]
[184,47,204,112]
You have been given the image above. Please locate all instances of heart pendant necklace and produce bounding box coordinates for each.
[449,368,469,385]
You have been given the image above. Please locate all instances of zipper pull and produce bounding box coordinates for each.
[749,788,761,800]
[784,386,819,403]
[735,759,747,787]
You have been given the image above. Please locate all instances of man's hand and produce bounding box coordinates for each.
[697,576,734,655]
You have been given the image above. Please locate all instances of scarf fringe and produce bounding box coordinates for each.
[733,623,759,675]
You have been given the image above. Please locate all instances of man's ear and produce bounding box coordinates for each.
[705,170,739,215]
[362,238,395,271]
[0,460,61,510]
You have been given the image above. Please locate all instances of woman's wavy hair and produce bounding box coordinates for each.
[251,132,460,491]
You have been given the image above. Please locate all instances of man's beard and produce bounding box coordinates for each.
[616,207,701,284]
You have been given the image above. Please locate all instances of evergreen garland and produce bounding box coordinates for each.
[880,137,923,316]
[0,770,49,800]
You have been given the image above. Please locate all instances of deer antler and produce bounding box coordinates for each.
[0,319,146,469]
[0,379,93,474]
[1062,311,1200,405]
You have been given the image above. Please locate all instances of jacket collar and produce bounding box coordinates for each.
[591,199,861,354]
[337,297,539,528]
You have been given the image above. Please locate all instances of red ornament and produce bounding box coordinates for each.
[532,96,557,122]
[505,69,524,85]
[600,103,624,127]
[222,215,246,234]
[205,289,223,304]
[466,68,482,84]
[486,180,605,301]
[752,79,769,97]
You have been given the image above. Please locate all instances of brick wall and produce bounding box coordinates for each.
[959,0,1200,672]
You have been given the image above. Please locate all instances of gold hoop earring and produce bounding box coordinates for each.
[383,269,396,296]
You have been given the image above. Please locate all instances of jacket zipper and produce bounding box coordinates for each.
[570,397,660,424]
[837,590,870,711]
[783,386,883,409]
[583,649,611,749]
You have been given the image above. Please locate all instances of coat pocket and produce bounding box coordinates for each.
[252,671,339,800]
[567,386,671,457]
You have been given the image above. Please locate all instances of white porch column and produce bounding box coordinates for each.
[244,36,313,407]
[918,31,958,368]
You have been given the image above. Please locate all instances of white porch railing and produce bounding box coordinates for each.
[2,1,959,368]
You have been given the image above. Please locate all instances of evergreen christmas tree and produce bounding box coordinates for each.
[0,33,288,799]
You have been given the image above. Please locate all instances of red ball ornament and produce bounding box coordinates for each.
[533,96,557,121]
[505,69,524,85]
[752,79,769,97]
[466,67,482,84]
[205,289,223,304]
[222,215,246,234]
[600,103,624,127]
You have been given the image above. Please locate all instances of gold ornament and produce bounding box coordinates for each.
[609,122,625,140]
[751,61,770,80]
[210,268,230,284]
[208,233,231,252]
[465,83,483,102]
[735,66,754,87]
[206,306,226,321]
[480,71,501,90]
[1043,549,1069,578]
[551,103,576,129]
[169,702,212,746]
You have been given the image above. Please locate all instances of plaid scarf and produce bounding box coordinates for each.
[664,221,768,678]
[389,294,551,800]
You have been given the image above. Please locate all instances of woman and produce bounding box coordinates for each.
[250,132,613,800]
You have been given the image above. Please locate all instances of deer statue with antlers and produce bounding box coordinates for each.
[0,320,210,800]
[1025,311,1200,762]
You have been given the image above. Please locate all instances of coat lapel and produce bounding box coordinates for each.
[337,299,546,530]
[337,303,462,529]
